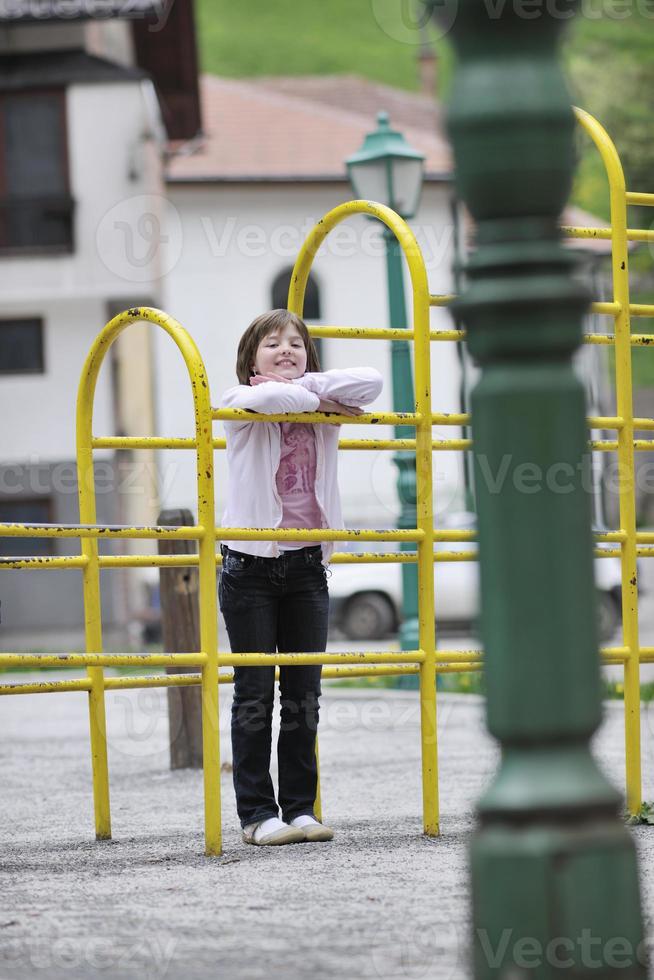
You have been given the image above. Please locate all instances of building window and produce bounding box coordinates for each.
[271,268,323,366]
[0,498,54,557]
[0,319,44,374]
[0,91,74,253]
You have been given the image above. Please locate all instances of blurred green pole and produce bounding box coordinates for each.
[426,1,646,975]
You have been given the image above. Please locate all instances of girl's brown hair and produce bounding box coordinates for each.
[235,309,322,386]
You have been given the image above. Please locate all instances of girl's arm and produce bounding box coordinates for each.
[219,382,321,417]
[292,367,383,407]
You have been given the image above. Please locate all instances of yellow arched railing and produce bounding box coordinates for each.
[1,109,653,857]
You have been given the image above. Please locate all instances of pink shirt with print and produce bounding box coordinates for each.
[276,422,323,549]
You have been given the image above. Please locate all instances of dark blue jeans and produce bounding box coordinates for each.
[218,544,329,828]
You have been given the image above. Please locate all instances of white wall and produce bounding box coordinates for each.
[0,78,166,463]
[2,297,115,463]
[156,181,466,526]
[0,79,166,305]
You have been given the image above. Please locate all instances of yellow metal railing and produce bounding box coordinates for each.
[1,109,652,856]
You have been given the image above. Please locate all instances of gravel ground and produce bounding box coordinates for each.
[2,680,654,980]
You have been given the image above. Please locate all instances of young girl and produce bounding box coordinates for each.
[218,309,383,847]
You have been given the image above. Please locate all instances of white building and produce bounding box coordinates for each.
[0,10,612,638]
[160,74,460,530]
[0,3,200,634]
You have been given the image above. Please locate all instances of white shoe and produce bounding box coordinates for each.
[242,817,305,846]
[289,815,334,842]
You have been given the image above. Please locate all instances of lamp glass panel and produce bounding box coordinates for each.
[348,160,389,206]
[390,158,424,217]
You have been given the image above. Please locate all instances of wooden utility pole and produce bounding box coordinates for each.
[158,508,203,769]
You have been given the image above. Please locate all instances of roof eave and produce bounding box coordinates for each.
[164,170,453,186]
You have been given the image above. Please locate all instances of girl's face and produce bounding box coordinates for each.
[251,323,308,380]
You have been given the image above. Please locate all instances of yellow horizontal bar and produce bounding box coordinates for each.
[0,523,204,540]
[0,678,93,696]
[587,416,624,430]
[634,418,654,431]
[5,547,480,572]
[103,673,215,690]
[94,435,473,453]
[435,650,483,663]
[340,438,471,451]
[339,439,416,450]
[429,294,456,307]
[590,302,622,316]
[626,192,654,207]
[93,436,196,450]
[105,665,425,687]
[596,531,627,542]
[432,413,470,426]
[430,330,465,342]
[562,225,654,243]
[588,303,654,318]
[585,334,654,348]
[216,528,425,543]
[0,653,208,668]
[636,532,654,543]
[636,548,654,558]
[601,647,629,663]
[213,408,420,425]
[325,665,419,678]
[310,326,469,343]
[0,663,482,695]
[590,441,618,451]
[0,556,88,570]
[308,325,417,341]
[218,651,426,666]
[435,550,478,562]
[433,439,472,451]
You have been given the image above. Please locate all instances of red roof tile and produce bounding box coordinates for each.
[166,74,452,182]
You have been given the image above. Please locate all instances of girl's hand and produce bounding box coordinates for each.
[249,372,293,385]
[317,398,365,419]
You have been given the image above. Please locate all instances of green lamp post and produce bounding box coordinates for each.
[346,113,425,656]
[424,1,646,976]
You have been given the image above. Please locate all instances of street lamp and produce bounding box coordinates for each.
[346,113,425,658]
[346,111,425,218]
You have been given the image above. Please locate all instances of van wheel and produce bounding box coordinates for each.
[342,593,396,641]
[597,591,620,642]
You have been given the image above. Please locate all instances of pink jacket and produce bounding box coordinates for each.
[218,368,384,565]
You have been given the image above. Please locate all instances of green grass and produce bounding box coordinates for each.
[195,0,455,92]
[195,1,653,230]
[195,0,462,110]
